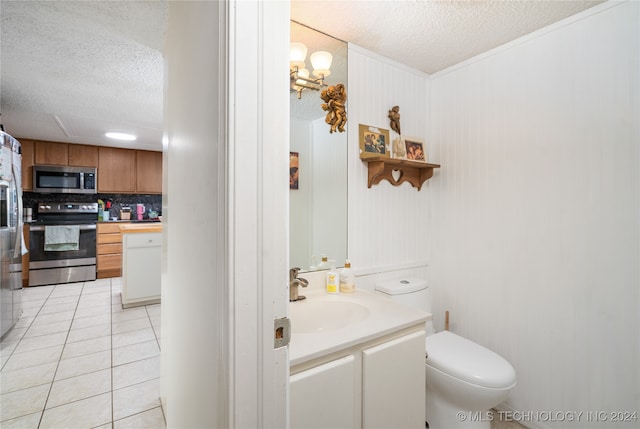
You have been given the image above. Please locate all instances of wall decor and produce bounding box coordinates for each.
[359,124,390,159]
[404,138,426,161]
[289,152,299,189]
[388,105,401,135]
[320,83,347,133]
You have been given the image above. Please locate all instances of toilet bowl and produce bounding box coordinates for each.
[374,279,517,429]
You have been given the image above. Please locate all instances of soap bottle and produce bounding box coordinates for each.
[339,259,355,293]
[317,254,330,270]
[326,269,340,294]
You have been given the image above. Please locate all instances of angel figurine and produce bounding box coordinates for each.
[320,83,348,133]
[388,105,401,135]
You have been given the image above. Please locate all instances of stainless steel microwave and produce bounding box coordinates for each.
[33,165,97,194]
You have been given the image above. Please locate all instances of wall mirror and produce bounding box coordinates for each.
[290,21,347,272]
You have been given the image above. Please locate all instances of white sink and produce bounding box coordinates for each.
[290,299,370,334]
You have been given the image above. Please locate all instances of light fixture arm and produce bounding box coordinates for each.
[290,66,327,99]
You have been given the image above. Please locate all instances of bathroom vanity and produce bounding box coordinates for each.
[289,287,430,429]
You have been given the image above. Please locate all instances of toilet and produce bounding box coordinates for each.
[375,279,517,429]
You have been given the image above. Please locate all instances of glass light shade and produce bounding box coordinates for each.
[290,42,308,69]
[310,51,332,77]
[105,132,136,141]
[295,68,310,86]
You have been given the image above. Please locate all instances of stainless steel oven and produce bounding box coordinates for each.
[28,202,98,286]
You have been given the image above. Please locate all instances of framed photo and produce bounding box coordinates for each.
[404,138,426,162]
[359,124,390,159]
[289,152,299,190]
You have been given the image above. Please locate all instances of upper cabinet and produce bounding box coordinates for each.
[135,150,162,194]
[98,147,137,193]
[18,138,162,194]
[68,144,99,167]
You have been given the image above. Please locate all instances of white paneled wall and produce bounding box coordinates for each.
[429,2,639,428]
[347,45,432,284]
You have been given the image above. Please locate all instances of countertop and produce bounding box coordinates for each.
[289,287,430,367]
[118,223,163,233]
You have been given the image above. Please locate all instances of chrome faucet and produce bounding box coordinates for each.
[289,267,308,302]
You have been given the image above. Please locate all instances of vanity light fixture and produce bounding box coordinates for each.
[290,42,333,99]
[105,132,137,141]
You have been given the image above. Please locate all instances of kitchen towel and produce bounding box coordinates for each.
[44,225,80,251]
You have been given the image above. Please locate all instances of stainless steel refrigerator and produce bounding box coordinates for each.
[0,131,23,339]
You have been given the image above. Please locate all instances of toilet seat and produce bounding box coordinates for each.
[426,331,517,389]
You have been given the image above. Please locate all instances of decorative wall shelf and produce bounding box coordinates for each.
[362,156,440,190]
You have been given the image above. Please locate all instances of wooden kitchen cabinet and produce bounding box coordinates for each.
[35,140,68,165]
[97,222,127,278]
[136,150,162,194]
[98,147,136,193]
[20,139,35,191]
[68,144,98,167]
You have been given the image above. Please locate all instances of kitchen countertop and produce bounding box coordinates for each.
[289,287,430,367]
[118,223,163,233]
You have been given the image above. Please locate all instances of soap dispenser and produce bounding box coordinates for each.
[317,254,330,270]
[339,259,355,293]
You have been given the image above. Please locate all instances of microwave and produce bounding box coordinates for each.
[33,165,97,194]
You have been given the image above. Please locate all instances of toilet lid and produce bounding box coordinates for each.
[425,331,517,389]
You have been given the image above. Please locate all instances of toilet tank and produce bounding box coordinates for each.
[375,278,435,335]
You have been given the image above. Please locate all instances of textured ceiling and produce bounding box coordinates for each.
[0,0,604,151]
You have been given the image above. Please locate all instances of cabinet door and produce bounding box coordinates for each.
[68,144,99,167]
[362,331,425,429]
[136,150,162,194]
[20,139,35,191]
[35,141,68,165]
[98,147,136,193]
[290,355,356,429]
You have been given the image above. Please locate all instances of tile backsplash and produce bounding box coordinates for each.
[23,192,162,221]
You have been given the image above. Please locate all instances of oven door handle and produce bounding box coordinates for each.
[29,224,97,232]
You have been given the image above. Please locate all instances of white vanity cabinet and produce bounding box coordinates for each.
[120,225,162,308]
[290,328,425,429]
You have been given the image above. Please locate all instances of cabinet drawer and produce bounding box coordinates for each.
[98,233,122,245]
[98,223,126,234]
[98,254,122,270]
[124,233,162,248]
[98,243,122,255]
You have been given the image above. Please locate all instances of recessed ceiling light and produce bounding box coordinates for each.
[105,132,137,141]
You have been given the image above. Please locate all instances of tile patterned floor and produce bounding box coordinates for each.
[0,278,166,428]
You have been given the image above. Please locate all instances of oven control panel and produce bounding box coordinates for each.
[38,202,99,214]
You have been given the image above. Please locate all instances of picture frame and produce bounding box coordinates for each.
[404,138,426,162]
[359,124,390,159]
[289,152,299,190]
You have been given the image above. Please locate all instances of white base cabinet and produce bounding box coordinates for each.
[290,328,425,429]
[121,231,162,308]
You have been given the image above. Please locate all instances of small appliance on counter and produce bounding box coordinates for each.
[120,206,131,220]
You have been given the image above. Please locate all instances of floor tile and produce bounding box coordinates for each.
[2,344,63,373]
[23,319,72,338]
[56,349,112,381]
[145,304,161,317]
[113,339,160,367]
[61,335,111,360]
[39,392,112,429]
[71,313,111,330]
[113,377,161,420]
[33,310,75,325]
[13,331,67,354]
[113,356,160,390]
[1,327,28,343]
[39,301,78,315]
[0,411,42,429]
[20,306,41,317]
[13,316,35,329]
[111,307,148,322]
[66,323,111,344]
[44,295,80,307]
[73,304,111,320]
[0,340,18,357]
[112,327,155,349]
[21,298,47,309]
[113,407,166,429]
[0,383,50,422]
[48,284,83,298]
[46,368,111,409]
[0,361,57,394]
[112,317,151,335]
